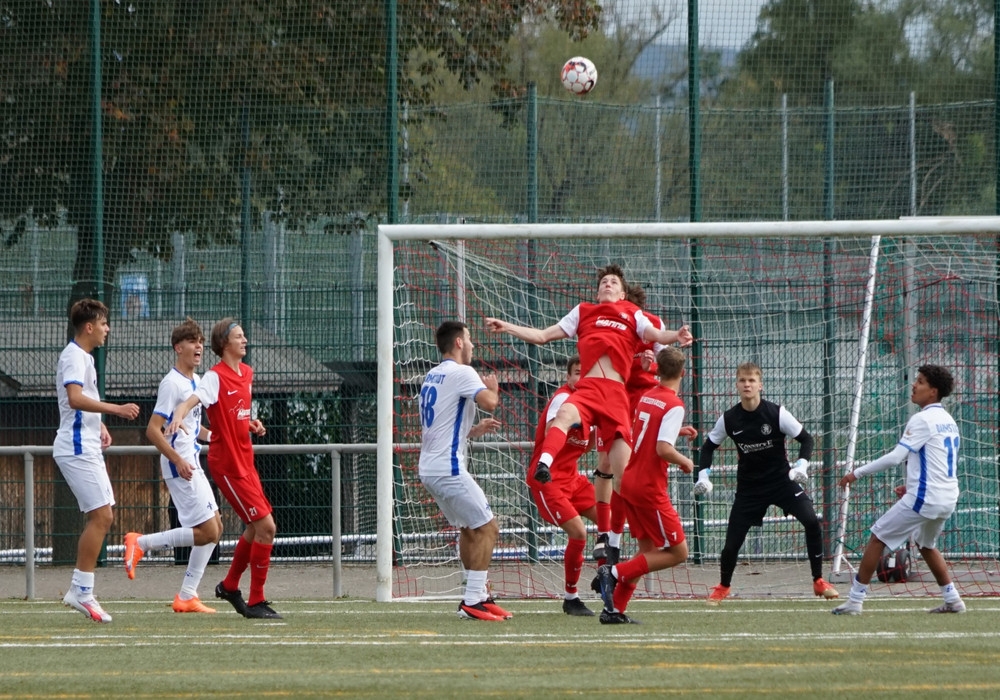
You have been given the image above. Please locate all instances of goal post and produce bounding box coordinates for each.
[376,217,1000,603]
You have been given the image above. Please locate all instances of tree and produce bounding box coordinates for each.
[0,1,600,306]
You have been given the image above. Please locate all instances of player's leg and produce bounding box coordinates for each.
[124,477,198,579]
[592,446,613,561]
[708,497,761,605]
[172,513,222,612]
[777,484,838,598]
[215,471,278,618]
[915,519,965,613]
[834,502,918,615]
[58,456,115,622]
[426,472,508,621]
[534,401,583,480]
[609,501,687,615]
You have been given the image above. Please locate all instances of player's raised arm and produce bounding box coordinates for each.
[643,323,693,348]
[485,317,568,345]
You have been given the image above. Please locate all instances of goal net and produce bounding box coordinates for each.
[376,219,1000,602]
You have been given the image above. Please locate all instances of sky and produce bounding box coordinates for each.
[697,0,770,48]
[620,0,772,49]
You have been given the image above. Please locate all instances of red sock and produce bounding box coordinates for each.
[223,536,252,592]
[538,426,568,464]
[247,542,273,606]
[610,491,626,535]
[616,554,650,582]
[564,538,586,594]
[613,578,638,613]
[596,502,611,533]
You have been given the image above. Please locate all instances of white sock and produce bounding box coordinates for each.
[539,453,553,467]
[940,582,960,604]
[849,575,868,603]
[139,527,195,551]
[464,570,488,606]
[179,543,217,600]
[608,532,622,548]
[564,592,580,601]
[71,569,95,596]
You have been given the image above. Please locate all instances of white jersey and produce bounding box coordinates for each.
[417,360,487,477]
[152,368,205,480]
[898,403,960,518]
[53,342,103,458]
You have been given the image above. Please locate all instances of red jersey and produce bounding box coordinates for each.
[528,384,590,484]
[625,310,664,409]
[621,384,685,504]
[557,300,651,381]
[197,361,256,478]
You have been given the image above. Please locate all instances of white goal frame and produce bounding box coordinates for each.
[375,217,1000,602]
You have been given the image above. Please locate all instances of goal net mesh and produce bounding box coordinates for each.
[389,229,998,600]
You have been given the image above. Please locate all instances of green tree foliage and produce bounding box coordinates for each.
[0,0,600,299]
[709,0,994,219]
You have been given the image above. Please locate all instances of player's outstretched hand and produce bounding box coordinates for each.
[678,425,698,439]
[676,325,694,347]
[249,419,266,436]
[484,317,506,333]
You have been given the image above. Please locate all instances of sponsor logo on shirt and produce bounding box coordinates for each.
[596,317,628,331]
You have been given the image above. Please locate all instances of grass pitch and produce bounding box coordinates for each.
[1,596,999,698]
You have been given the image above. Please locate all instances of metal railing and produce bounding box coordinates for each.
[0,443,374,600]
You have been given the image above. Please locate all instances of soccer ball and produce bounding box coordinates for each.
[560,56,598,95]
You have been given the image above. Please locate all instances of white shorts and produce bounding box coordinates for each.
[54,453,115,513]
[870,499,950,551]
[165,468,219,528]
[420,472,494,530]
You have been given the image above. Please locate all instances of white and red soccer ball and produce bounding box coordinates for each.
[560,56,597,95]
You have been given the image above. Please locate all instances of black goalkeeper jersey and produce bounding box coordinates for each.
[712,399,800,493]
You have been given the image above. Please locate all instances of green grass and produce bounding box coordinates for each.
[1,597,999,698]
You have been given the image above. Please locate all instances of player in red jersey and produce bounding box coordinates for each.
[166,318,280,619]
[486,264,692,496]
[527,355,600,616]
[591,284,696,568]
[596,347,694,624]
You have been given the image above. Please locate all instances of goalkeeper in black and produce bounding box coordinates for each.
[694,361,839,604]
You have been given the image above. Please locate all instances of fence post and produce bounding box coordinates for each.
[331,449,342,598]
[24,452,35,600]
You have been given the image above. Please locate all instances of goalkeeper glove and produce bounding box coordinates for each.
[693,469,713,496]
[789,458,809,485]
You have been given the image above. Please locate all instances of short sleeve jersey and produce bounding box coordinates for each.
[705,399,803,493]
[528,385,589,482]
[54,341,103,458]
[418,360,487,477]
[897,403,960,518]
[194,361,255,478]
[621,385,685,503]
[556,300,654,381]
[152,368,204,479]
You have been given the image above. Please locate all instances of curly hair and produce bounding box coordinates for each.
[917,364,954,399]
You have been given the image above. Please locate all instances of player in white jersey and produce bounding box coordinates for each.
[832,364,966,615]
[418,321,507,621]
[54,298,140,623]
[123,318,222,613]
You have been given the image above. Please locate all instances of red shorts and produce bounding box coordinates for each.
[531,473,596,527]
[622,494,685,549]
[212,469,273,524]
[568,378,632,453]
